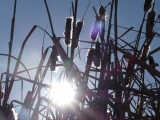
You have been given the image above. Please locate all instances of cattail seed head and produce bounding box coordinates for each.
[73,21,83,48]
[99,5,106,16]
[144,0,153,12]
[86,48,95,66]
[64,17,72,45]
[50,45,58,71]
[91,19,100,40]
[146,10,155,40]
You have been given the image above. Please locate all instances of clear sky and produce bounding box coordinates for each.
[0,0,160,117]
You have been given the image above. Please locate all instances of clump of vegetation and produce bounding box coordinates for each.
[0,0,160,119]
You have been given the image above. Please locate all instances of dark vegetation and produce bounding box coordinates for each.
[0,0,160,119]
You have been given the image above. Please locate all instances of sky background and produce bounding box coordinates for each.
[0,0,160,115]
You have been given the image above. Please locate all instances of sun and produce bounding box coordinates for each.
[50,82,75,106]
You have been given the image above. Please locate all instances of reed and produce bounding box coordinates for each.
[0,0,160,120]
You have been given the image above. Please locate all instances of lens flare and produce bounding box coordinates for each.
[50,82,75,106]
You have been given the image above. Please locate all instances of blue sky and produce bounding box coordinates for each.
[0,0,160,116]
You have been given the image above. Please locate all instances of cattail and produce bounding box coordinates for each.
[94,41,101,67]
[50,45,58,71]
[100,23,106,43]
[0,91,4,100]
[144,0,153,12]
[158,15,160,21]
[64,17,72,45]
[125,61,132,85]
[98,5,106,16]
[91,6,106,41]
[86,48,95,67]
[99,7,106,42]
[91,19,100,40]
[96,41,100,50]
[98,5,106,22]
[94,51,101,67]
[2,104,18,120]
[146,10,155,40]
[149,56,155,65]
[74,21,83,48]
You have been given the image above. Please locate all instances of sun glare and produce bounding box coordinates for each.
[50,82,75,106]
